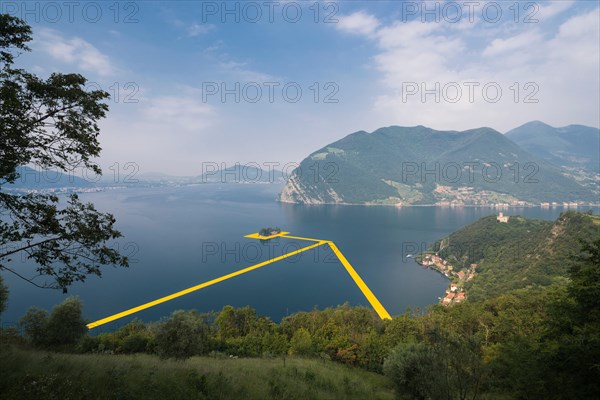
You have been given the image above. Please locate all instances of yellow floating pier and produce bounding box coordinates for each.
[326,241,391,320]
[87,232,391,329]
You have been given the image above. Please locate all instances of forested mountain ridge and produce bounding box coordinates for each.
[429,211,600,301]
[505,120,600,173]
[280,125,597,205]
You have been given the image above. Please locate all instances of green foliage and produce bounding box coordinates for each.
[0,274,8,314]
[45,296,88,347]
[478,240,600,399]
[431,211,600,301]
[0,14,32,65]
[19,307,49,346]
[384,342,432,400]
[280,303,386,368]
[215,304,271,339]
[384,307,488,400]
[568,237,600,316]
[262,331,289,356]
[540,237,600,398]
[289,327,313,356]
[383,313,420,346]
[154,310,210,359]
[19,297,87,348]
[0,14,128,292]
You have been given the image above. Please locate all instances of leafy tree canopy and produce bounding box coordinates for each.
[0,14,128,291]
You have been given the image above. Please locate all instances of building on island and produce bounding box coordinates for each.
[497,212,509,223]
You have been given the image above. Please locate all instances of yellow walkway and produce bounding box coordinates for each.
[326,241,392,320]
[87,232,391,329]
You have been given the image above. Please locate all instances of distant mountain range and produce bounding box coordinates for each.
[196,165,286,184]
[506,121,600,173]
[1,165,287,190]
[2,166,93,189]
[280,123,599,205]
[141,165,287,184]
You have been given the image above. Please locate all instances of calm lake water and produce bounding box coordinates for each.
[1,184,590,332]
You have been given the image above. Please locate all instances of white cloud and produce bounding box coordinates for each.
[98,93,218,175]
[332,5,600,131]
[483,30,543,57]
[540,0,575,20]
[141,95,215,132]
[373,20,466,86]
[187,23,214,37]
[35,29,115,77]
[336,11,380,36]
[218,60,277,82]
[170,18,214,38]
[555,7,600,39]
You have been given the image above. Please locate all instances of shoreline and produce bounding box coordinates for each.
[277,199,600,208]
[414,254,474,306]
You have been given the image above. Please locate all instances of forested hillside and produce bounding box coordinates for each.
[431,211,600,300]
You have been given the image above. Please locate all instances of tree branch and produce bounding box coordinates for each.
[0,237,61,259]
[0,264,56,289]
[20,103,79,132]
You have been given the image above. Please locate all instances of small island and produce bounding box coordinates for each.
[258,227,281,238]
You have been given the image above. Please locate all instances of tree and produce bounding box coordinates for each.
[289,327,313,356]
[19,306,49,346]
[568,238,600,317]
[384,342,433,400]
[384,316,487,400]
[19,296,87,347]
[45,296,88,346]
[215,305,262,340]
[154,310,210,359]
[262,331,289,356]
[0,274,7,314]
[540,238,600,398]
[0,14,128,291]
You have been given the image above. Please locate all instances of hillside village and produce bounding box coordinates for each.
[419,253,477,306]
[415,212,515,305]
[416,212,555,305]
[431,185,588,207]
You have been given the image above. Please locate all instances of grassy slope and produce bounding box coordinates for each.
[0,345,394,400]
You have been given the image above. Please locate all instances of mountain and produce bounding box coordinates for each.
[428,211,600,301]
[197,164,286,184]
[505,121,600,173]
[2,166,93,189]
[137,171,173,180]
[280,125,598,205]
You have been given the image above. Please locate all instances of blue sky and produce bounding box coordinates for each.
[4,0,600,175]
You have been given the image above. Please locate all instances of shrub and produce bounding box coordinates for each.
[19,307,49,346]
[154,310,210,359]
[45,296,88,347]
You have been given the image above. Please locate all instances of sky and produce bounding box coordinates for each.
[4,0,600,175]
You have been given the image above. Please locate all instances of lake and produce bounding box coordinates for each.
[0,184,588,332]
